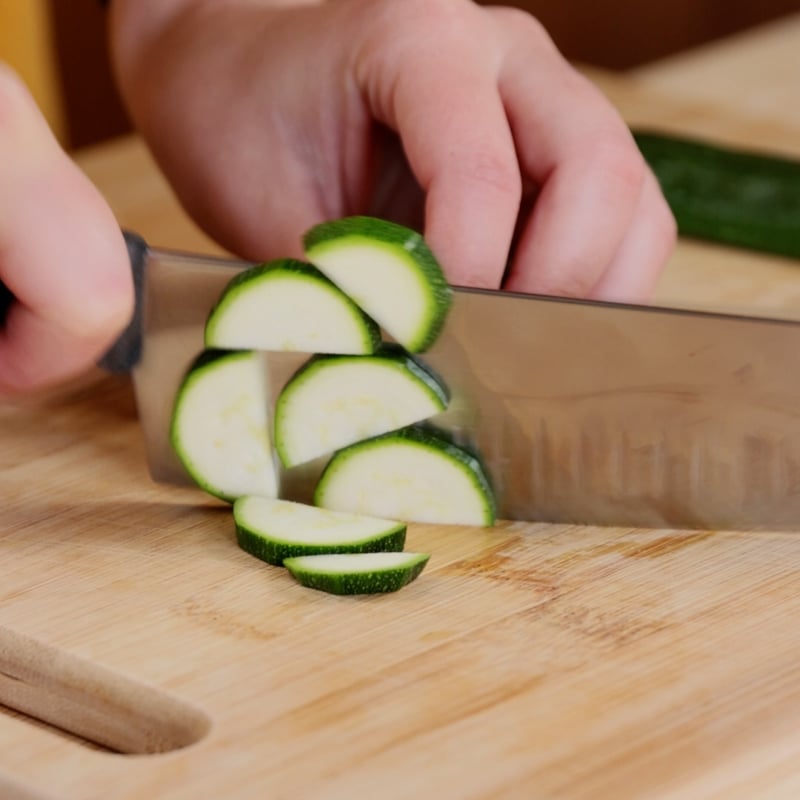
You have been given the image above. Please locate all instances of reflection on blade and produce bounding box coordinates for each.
[133,246,800,531]
[132,249,250,487]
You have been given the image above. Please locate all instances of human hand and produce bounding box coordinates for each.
[110,0,675,301]
[0,65,133,395]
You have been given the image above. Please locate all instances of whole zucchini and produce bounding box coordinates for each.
[634,129,800,259]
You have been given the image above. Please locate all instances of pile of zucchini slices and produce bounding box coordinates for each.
[170,216,496,595]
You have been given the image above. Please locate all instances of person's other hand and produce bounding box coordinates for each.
[0,65,132,395]
[111,0,675,300]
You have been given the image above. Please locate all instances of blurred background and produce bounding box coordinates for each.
[3,0,800,152]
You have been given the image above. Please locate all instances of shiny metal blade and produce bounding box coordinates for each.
[133,246,800,530]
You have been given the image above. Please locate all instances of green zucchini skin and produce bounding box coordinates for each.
[283,552,430,595]
[170,348,278,503]
[236,524,406,567]
[205,258,381,353]
[178,347,237,374]
[278,343,450,403]
[303,216,453,353]
[314,424,497,526]
[273,343,450,468]
[634,129,800,259]
[233,497,407,566]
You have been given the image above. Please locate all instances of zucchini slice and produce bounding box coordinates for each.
[283,552,430,595]
[314,425,496,526]
[303,216,452,353]
[233,496,406,566]
[205,258,380,354]
[274,344,449,468]
[170,349,279,502]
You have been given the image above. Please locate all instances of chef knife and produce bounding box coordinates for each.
[4,231,800,531]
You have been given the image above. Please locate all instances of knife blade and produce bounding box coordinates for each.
[115,232,800,532]
[4,231,800,531]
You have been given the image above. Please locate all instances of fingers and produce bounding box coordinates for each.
[355,1,521,289]
[112,3,333,264]
[0,65,133,395]
[110,0,673,308]
[589,170,677,301]
[494,9,675,300]
[356,1,674,298]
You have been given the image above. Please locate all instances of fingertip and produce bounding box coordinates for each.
[0,79,134,392]
[422,147,522,290]
[62,183,135,338]
[361,33,522,291]
[12,159,134,343]
[0,305,114,395]
[588,175,678,303]
[501,133,651,298]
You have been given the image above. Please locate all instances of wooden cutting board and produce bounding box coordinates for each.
[3,52,800,799]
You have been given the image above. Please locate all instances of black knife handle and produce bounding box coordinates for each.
[0,229,148,375]
[98,229,148,373]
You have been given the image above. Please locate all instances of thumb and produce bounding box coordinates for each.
[0,64,133,395]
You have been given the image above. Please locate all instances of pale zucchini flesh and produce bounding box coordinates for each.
[233,496,406,565]
[283,552,430,595]
[170,349,279,503]
[204,258,380,354]
[172,217,493,600]
[274,344,449,468]
[303,216,452,353]
[314,425,496,526]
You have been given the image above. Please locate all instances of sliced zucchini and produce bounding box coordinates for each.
[204,258,380,354]
[303,216,452,353]
[274,344,449,468]
[233,496,406,566]
[283,552,430,595]
[314,425,496,526]
[170,349,279,502]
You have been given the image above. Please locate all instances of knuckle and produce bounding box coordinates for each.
[493,6,553,46]
[398,0,469,25]
[590,139,646,195]
[588,135,647,196]
[361,0,481,53]
[537,265,598,299]
[366,0,465,29]
[459,149,521,198]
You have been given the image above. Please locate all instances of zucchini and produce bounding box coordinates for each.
[634,129,800,259]
[204,258,380,353]
[170,349,279,502]
[274,344,449,468]
[314,425,496,526]
[283,552,430,595]
[303,216,452,353]
[233,496,406,566]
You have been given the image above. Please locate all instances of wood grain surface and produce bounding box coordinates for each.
[3,20,800,799]
[634,13,800,127]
